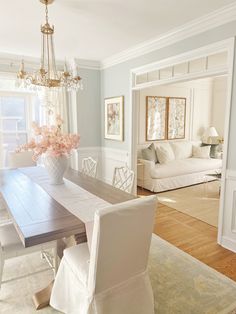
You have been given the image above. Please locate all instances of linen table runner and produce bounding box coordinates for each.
[20,167,110,223]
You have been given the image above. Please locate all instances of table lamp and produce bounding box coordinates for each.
[202,127,220,158]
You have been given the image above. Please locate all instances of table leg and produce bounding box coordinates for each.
[32,281,54,310]
[32,233,87,310]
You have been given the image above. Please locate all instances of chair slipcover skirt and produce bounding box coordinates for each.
[50,255,154,314]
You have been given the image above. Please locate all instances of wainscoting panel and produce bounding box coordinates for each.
[221,170,236,252]
[101,147,130,184]
[70,146,130,185]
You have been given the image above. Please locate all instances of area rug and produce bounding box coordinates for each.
[157,181,220,227]
[1,235,236,314]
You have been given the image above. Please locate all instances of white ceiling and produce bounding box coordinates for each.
[0,0,235,61]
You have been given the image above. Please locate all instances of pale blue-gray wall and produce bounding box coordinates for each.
[101,21,236,170]
[77,68,101,147]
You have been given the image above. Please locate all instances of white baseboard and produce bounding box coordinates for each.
[219,170,236,252]
[220,236,236,253]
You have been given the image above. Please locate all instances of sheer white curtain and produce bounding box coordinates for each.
[0,131,3,169]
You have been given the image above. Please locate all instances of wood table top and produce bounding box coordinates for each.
[0,167,135,248]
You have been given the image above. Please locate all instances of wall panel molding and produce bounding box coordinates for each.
[71,146,129,185]
[101,147,130,184]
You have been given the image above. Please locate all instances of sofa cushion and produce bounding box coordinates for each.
[192,145,211,158]
[170,141,193,159]
[150,158,222,179]
[156,143,175,164]
[142,143,158,163]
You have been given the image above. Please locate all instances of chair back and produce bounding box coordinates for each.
[88,195,157,295]
[112,166,134,194]
[82,157,98,178]
[8,151,36,168]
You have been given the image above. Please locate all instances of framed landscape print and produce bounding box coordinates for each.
[104,96,124,141]
[167,97,186,140]
[146,96,167,141]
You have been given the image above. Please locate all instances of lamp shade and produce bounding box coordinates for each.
[204,127,219,137]
[202,127,219,144]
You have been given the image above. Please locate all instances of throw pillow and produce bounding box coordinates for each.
[192,145,211,158]
[142,143,158,163]
[156,143,175,164]
[170,141,193,159]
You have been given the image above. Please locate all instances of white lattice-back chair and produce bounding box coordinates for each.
[112,166,135,194]
[82,157,98,178]
[8,151,36,168]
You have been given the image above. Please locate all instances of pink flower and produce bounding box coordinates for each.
[16,117,80,160]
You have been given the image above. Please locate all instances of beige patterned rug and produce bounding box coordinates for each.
[157,181,220,227]
[1,235,236,314]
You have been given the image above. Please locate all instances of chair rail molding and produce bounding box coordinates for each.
[101,3,236,69]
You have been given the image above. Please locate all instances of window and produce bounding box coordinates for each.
[0,91,38,168]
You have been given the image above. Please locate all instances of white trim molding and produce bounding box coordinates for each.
[221,236,236,253]
[226,170,236,180]
[131,39,233,77]
[130,37,235,251]
[101,3,236,69]
[0,53,101,72]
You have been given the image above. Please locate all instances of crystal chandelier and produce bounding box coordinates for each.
[16,0,83,91]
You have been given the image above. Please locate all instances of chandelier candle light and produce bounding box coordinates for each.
[17,0,83,91]
[17,116,80,184]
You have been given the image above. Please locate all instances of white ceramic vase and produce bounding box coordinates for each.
[44,153,69,185]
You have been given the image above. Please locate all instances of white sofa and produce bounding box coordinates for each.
[137,141,222,192]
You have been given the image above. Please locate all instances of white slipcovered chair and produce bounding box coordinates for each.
[50,195,157,314]
[82,157,98,178]
[8,151,36,168]
[0,222,58,289]
[112,166,135,194]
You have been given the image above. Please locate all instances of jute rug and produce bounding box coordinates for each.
[157,181,220,227]
[1,235,236,314]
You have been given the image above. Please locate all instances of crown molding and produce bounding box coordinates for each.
[101,3,236,70]
[0,53,101,72]
[74,58,101,70]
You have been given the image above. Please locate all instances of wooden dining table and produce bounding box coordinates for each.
[0,166,136,309]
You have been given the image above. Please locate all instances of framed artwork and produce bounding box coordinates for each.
[104,96,124,141]
[168,97,186,140]
[146,96,167,141]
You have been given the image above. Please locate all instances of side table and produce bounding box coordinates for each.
[137,161,145,190]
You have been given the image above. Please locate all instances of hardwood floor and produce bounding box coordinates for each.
[138,187,236,282]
